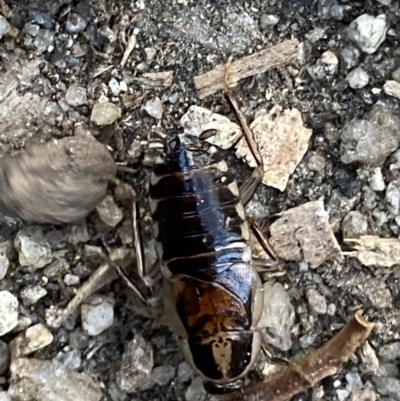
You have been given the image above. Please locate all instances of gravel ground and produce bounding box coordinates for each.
[1,1,400,401]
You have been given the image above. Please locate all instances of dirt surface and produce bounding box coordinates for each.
[1,1,400,401]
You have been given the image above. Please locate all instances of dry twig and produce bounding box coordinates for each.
[194,39,299,98]
[224,310,374,401]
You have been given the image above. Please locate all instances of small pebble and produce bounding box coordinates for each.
[108,78,120,96]
[340,118,398,167]
[23,21,40,36]
[10,323,53,357]
[91,102,121,126]
[0,392,12,401]
[336,389,349,401]
[185,377,206,401]
[8,358,102,401]
[116,335,154,392]
[383,80,400,100]
[369,168,385,191]
[260,14,279,29]
[321,50,338,65]
[150,365,176,386]
[372,377,400,400]
[144,97,163,119]
[340,46,361,70]
[20,285,47,306]
[350,389,377,401]
[306,288,327,315]
[65,13,88,34]
[63,274,80,286]
[81,294,114,336]
[308,154,326,172]
[258,282,295,351]
[342,211,368,238]
[33,29,55,53]
[385,182,400,216]
[14,226,53,268]
[378,341,400,361]
[66,85,87,107]
[0,340,9,374]
[56,349,82,370]
[346,67,369,89]
[393,66,400,83]
[0,291,19,335]
[345,372,363,393]
[177,362,193,383]
[0,16,11,39]
[348,14,388,54]
[96,195,123,227]
[0,253,9,280]
[359,342,379,374]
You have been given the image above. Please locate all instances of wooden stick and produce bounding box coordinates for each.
[194,39,299,99]
[222,311,374,401]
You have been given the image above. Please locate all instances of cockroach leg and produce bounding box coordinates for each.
[250,219,278,261]
[261,345,289,367]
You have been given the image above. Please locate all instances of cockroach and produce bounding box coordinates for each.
[126,81,281,394]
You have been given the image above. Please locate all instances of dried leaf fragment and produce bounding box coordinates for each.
[269,200,343,268]
[194,39,299,98]
[223,311,374,401]
[235,106,312,191]
[344,235,400,267]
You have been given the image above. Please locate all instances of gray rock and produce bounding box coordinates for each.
[379,341,400,361]
[308,154,326,172]
[8,358,102,401]
[81,294,114,336]
[177,362,193,383]
[350,389,377,401]
[33,29,55,53]
[340,46,361,70]
[0,392,12,401]
[345,372,363,393]
[377,363,399,377]
[66,85,87,107]
[0,136,116,224]
[0,340,9,374]
[63,274,80,286]
[185,377,206,401]
[385,182,400,217]
[348,14,388,54]
[65,13,88,34]
[108,78,121,96]
[346,67,370,89]
[20,285,47,306]
[259,282,295,351]
[91,102,121,125]
[260,14,279,29]
[0,291,19,335]
[150,365,176,386]
[369,168,385,191]
[144,97,163,119]
[0,252,9,280]
[96,195,123,227]
[336,389,349,401]
[342,211,368,238]
[14,226,52,268]
[340,107,400,167]
[10,323,53,357]
[306,288,327,315]
[116,335,153,392]
[0,16,11,39]
[393,66,400,83]
[56,349,82,370]
[23,22,40,36]
[373,377,400,400]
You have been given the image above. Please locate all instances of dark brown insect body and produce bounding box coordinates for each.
[149,133,265,392]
